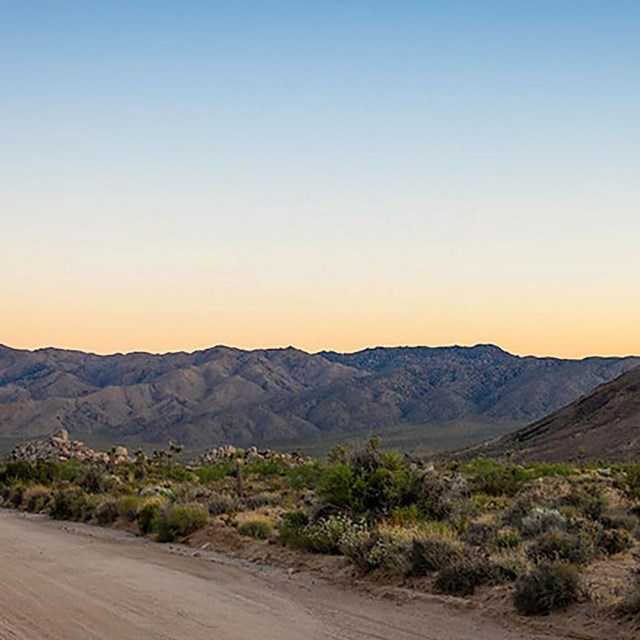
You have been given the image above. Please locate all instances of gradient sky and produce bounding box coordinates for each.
[2,1,639,358]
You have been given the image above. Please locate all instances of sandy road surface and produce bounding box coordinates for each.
[0,510,566,640]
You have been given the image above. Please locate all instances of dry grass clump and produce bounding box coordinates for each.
[238,517,273,539]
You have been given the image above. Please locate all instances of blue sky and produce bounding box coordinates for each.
[2,1,639,356]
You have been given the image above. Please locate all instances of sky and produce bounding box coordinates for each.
[1,1,639,358]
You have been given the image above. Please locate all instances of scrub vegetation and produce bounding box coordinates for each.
[2,440,640,620]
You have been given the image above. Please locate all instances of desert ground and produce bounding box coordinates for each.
[0,510,571,640]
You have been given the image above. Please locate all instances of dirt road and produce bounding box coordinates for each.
[0,510,567,639]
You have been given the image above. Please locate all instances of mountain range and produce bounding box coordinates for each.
[0,343,638,449]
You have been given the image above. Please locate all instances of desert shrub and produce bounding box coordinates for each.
[0,460,61,485]
[595,528,634,556]
[527,530,596,565]
[286,462,323,490]
[463,522,499,547]
[194,460,237,484]
[55,460,87,484]
[153,503,208,542]
[496,554,530,580]
[408,537,465,576]
[616,464,640,500]
[338,521,374,571]
[503,495,535,528]
[598,511,637,532]
[462,459,528,496]
[208,493,242,516]
[7,484,26,508]
[513,563,581,615]
[435,557,514,596]
[317,443,419,517]
[118,495,142,521]
[238,518,273,539]
[302,515,355,554]
[79,466,114,493]
[521,507,567,538]
[94,499,120,525]
[245,457,290,478]
[243,491,282,510]
[561,485,608,520]
[50,487,93,521]
[388,504,424,526]
[613,587,640,618]
[24,486,52,513]
[278,512,371,559]
[526,463,576,478]
[496,529,523,549]
[137,498,164,534]
[277,511,310,548]
[363,526,418,574]
[412,473,468,522]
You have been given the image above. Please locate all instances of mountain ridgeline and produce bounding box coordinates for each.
[0,343,638,449]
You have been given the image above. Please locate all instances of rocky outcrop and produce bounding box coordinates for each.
[6,429,129,464]
[196,444,310,466]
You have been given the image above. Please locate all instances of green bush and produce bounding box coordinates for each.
[138,498,164,534]
[462,459,528,496]
[277,511,310,548]
[50,487,93,521]
[0,460,61,485]
[194,460,238,484]
[153,503,208,542]
[317,443,419,517]
[238,518,273,539]
[513,563,581,615]
[286,462,323,490]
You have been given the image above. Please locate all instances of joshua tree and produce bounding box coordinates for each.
[166,442,184,470]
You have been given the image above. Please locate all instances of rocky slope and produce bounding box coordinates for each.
[467,366,640,462]
[0,343,638,447]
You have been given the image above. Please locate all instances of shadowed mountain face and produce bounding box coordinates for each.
[0,343,638,448]
[469,366,640,462]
